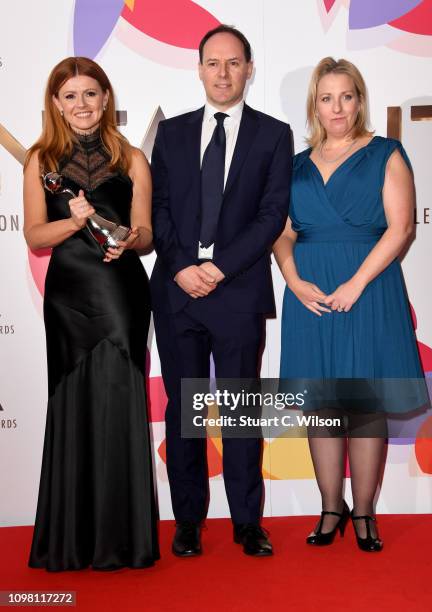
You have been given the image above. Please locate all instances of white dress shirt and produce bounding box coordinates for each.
[198,100,244,260]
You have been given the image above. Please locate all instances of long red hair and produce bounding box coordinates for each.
[25,57,132,173]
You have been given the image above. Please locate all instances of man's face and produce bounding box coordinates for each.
[198,32,253,110]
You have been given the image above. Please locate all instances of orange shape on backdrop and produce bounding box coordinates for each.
[262,437,315,480]
[415,415,432,474]
[207,438,223,477]
[262,436,348,480]
[158,434,350,481]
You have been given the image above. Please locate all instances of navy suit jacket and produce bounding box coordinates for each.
[150,104,293,314]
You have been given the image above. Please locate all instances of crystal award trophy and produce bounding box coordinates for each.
[43,172,132,254]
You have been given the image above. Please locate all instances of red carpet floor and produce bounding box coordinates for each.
[1,516,431,611]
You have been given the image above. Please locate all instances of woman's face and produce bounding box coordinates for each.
[53,75,109,134]
[315,72,361,140]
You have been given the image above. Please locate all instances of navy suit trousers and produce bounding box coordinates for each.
[154,299,264,525]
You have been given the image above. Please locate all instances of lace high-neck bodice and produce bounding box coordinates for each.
[60,130,117,192]
[45,129,133,230]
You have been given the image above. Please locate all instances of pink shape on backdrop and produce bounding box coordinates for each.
[116,18,199,69]
[28,248,51,297]
[323,0,337,12]
[387,31,432,56]
[145,349,167,423]
[121,0,220,49]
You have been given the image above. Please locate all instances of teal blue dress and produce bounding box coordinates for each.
[280,137,425,414]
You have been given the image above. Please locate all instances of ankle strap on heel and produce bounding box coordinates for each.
[351,514,377,539]
[316,509,343,535]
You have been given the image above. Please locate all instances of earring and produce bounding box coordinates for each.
[60,109,64,116]
[103,106,106,112]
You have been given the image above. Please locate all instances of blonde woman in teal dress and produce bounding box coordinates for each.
[274,58,425,552]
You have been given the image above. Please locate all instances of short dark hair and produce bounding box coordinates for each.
[199,25,252,63]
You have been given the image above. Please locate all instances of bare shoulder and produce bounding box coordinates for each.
[386,147,411,179]
[25,149,42,175]
[23,150,45,194]
[129,146,149,174]
[130,146,148,164]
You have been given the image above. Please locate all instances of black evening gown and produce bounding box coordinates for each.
[29,131,159,571]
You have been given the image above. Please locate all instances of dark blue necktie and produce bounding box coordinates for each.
[200,112,228,249]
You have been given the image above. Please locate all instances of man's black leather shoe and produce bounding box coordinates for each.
[172,522,202,557]
[234,524,273,556]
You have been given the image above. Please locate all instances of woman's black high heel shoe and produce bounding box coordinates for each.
[351,512,383,552]
[306,500,350,545]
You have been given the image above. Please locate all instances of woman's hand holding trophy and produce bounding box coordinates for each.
[43,171,132,258]
[68,189,96,229]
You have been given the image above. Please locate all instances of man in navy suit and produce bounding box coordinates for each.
[151,25,292,557]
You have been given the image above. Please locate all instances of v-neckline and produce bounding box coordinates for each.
[308,136,377,187]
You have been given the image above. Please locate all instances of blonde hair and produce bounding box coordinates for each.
[25,56,132,173]
[306,57,373,148]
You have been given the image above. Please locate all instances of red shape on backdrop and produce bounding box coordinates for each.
[28,248,51,297]
[415,415,432,474]
[410,303,417,329]
[147,375,168,422]
[389,0,432,35]
[409,304,432,372]
[345,453,351,478]
[417,341,432,372]
[121,0,220,49]
[157,437,223,477]
[323,0,337,12]
[157,438,167,462]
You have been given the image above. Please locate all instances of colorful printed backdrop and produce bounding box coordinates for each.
[0,0,431,525]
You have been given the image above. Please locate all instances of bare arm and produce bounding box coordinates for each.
[325,149,414,311]
[127,147,153,250]
[273,216,299,288]
[273,217,330,316]
[23,151,95,249]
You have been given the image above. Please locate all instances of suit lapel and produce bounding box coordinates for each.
[224,104,259,197]
[185,107,204,180]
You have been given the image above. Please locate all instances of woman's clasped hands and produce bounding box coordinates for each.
[290,277,364,315]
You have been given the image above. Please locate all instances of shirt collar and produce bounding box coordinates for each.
[203,100,244,124]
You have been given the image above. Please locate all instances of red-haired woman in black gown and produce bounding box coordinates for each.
[24,57,159,571]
